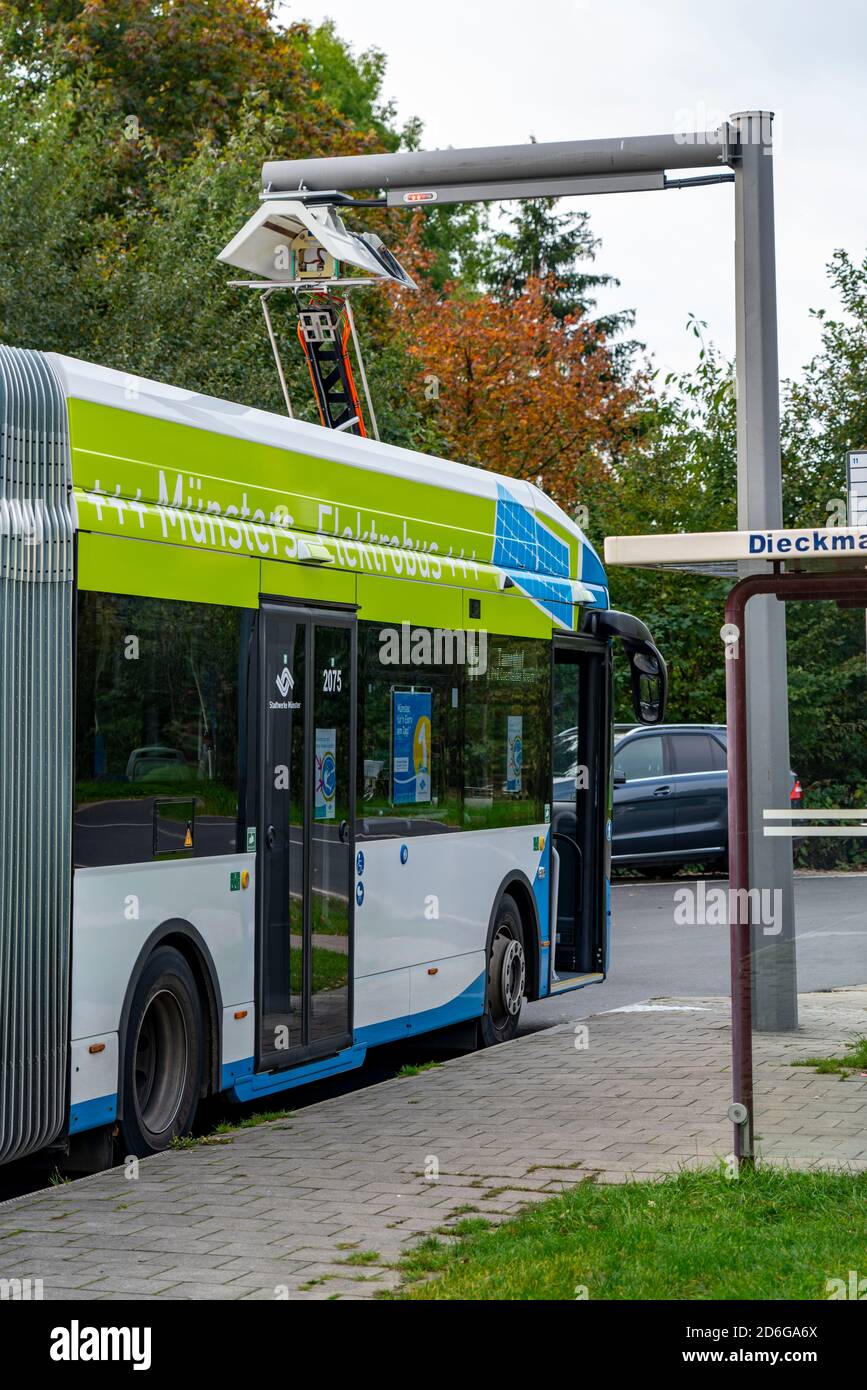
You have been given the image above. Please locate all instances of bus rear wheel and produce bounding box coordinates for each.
[478,894,526,1047]
[119,946,203,1158]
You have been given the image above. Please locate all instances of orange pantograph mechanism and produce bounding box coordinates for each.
[296,294,367,437]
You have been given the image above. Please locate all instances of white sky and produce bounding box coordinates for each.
[281,0,867,382]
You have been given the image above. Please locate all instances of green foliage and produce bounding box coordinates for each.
[0,0,342,159]
[787,607,867,784]
[485,194,636,359]
[602,301,867,790]
[794,781,867,870]
[294,19,396,146]
[591,324,736,725]
[792,1035,867,1075]
[416,203,493,293]
[783,248,867,529]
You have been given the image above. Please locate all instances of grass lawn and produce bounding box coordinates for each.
[393,1167,867,1300]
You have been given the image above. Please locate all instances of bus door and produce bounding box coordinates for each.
[550,637,611,990]
[257,602,356,1068]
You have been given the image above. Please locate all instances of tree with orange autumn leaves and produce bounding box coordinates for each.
[386,219,647,517]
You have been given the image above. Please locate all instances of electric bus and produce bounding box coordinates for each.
[0,345,665,1167]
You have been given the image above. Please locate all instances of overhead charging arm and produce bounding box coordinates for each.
[261,128,733,204]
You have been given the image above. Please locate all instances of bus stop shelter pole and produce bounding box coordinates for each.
[732,111,798,1033]
[726,576,756,1165]
[726,569,867,1164]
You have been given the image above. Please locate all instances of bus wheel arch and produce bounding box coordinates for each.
[116,920,223,1133]
[487,872,540,1000]
[478,874,539,1048]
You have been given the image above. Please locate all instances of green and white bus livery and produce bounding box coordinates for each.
[0,345,665,1166]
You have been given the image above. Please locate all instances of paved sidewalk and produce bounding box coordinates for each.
[1,988,865,1300]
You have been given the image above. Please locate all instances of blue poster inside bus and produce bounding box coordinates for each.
[392,689,432,805]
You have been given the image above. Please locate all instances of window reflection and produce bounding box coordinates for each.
[464,637,550,829]
[75,592,244,866]
[357,623,551,835]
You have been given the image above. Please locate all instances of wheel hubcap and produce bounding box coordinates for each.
[490,927,526,1024]
[134,989,188,1137]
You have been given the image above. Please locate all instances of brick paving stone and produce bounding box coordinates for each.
[2,986,864,1299]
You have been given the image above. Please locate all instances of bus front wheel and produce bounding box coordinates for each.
[119,946,204,1158]
[478,895,526,1047]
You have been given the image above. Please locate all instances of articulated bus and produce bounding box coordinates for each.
[0,345,665,1167]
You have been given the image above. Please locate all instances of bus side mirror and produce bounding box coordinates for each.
[627,645,667,726]
[579,610,668,726]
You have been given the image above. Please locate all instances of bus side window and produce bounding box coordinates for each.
[356,621,462,835]
[74,592,243,868]
[463,635,550,831]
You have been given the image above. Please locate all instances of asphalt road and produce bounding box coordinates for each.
[520,871,867,1032]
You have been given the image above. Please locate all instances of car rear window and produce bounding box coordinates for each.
[708,737,727,771]
[670,733,722,775]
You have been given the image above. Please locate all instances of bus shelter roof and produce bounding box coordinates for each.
[603,526,867,577]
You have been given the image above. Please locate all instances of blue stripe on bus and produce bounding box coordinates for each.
[580,543,608,590]
[220,1055,255,1090]
[71,977,489,1128]
[228,1045,368,1103]
[355,971,485,1048]
[226,972,487,1102]
[534,835,552,997]
[69,1093,117,1134]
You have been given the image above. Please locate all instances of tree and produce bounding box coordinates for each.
[485,194,636,360]
[294,18,397,148]
[0,4,436,446]
[604,293,867,789]
[387,221,644,509]
[781,248,867,784]
[783,248,867,528]
[591,325,737,726]
[0,1,373,161]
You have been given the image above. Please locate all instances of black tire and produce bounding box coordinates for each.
[478,894,526,1047]
[119,946,204,1158]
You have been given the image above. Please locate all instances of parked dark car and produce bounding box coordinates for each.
[554,723,803,876]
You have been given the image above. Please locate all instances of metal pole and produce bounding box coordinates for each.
[344,298,380,442]
[260,293,294,418]
[726,579,754,1167]
[731,110,797,1032]
[262,130,728,196]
